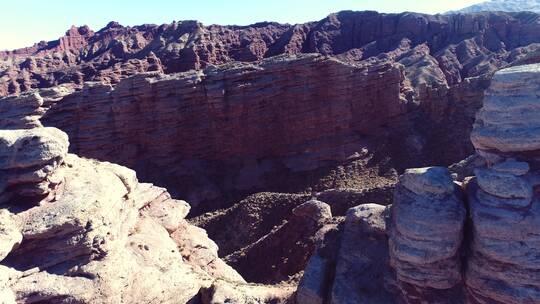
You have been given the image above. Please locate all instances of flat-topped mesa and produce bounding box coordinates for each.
[466,63,540,304]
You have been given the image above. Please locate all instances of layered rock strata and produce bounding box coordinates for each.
[389,167,466,302]
[5,11,540,209]
[1,54,407,213]
[2,11,540,98]
[0,126,291,303]
[467,63,540,304]
[0,127,69,205]
[295,64,540,304]
[390,63,540,303]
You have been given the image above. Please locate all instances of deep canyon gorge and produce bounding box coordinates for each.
[1,8,540,304]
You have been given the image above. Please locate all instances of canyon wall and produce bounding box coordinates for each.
[5,10,540,211]
[3,54,415,212]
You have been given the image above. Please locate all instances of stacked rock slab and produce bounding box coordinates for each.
[467,63,540,304]
[389,167,466,303]
[0,127,69,205]
[0,127,253,303]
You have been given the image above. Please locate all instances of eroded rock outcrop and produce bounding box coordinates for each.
[2,54,404,213]
[295,64,540,304]
[296,202,394,304]
[0,127,69,205]
[0,126,284,303]
[9,8,533,215]
[466,64,540,304]
[4,11,540,209]
[330,203,393,304]
[226,200,332,284]
[389,63,540,303]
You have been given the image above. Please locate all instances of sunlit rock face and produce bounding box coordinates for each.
[466,63,540,304]
[471,64,540,162]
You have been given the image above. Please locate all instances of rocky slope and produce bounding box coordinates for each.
[448,0,540,14]
[2,10,540,96]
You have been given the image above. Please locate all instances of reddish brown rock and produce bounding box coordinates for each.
[4,54,407,213]
[3,11,540,210]
[2,11,540,98]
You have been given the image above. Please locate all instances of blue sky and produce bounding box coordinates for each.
[0,0,484,50]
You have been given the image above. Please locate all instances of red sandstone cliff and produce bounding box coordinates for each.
[4,10,540,212]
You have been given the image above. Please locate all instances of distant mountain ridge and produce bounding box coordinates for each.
[447,0,540,14]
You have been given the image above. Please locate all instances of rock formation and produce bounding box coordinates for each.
[389,167,466,302]
[6,10,540,215]
[447,0,540,14]
[296,202,394,304]
[1,54,404,213]
[0,126,298,303]
[330,204,393,304]
[2,9,540,304]
[391,63,540,303]
[466,64,540,304]
[295,63,540,304]
[0,127,69,205]
[2,10,540,97]
[4,11,540,195]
